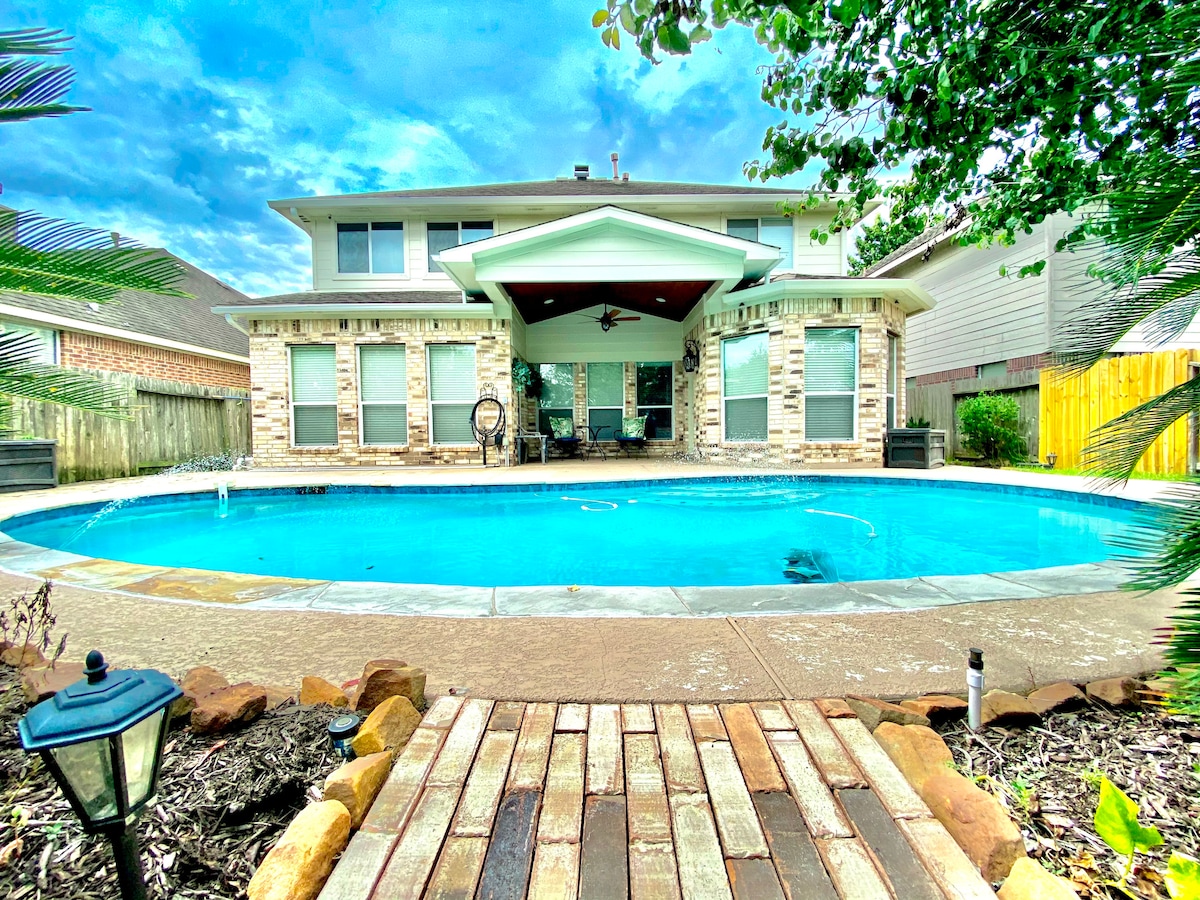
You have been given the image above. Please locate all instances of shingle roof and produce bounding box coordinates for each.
[2,251,251,358]
[214,290,466,307]
[283,179,811,202]
[863,224,950,275]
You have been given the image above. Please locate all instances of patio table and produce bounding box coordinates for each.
[581,424,610,460]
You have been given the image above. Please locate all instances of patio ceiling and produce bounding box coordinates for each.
[504,280,713,324]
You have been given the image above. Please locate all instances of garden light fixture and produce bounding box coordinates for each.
[18,649,182,900]
[967,647,984,731]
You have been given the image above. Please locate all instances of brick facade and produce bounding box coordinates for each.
[59,332,250,391]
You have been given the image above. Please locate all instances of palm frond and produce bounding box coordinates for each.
[1079,375,1200,481]
[0,27,74,56]
[1112,482,1200,592]
[0,29,87,122]
[0,332,130,418]
[0,211,190,304]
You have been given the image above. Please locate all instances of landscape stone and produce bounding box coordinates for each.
[351,659,427,713]
[814,698,857,718]
[921,771,1027,882]
[845,694,931,731]
[980,690,1041,729]
[1,642,47,668]
[246,799,350,900]
[872,723,955,791]
[192,683,269,734]
[1085,676,1145,708]
[263,685,296,710]
[181,665,229,699]
[997,857,1080,899]
[350,695,422,757]
[899,695,968,725]
[21,662,85,703]
[300,675,350,708]
[323,751,392,829]
[1027,682,1088,716]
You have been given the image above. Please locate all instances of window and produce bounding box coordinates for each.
[726,216,793,268]
[1,322,57,364]
[427,221,494,273]
[538,362,574,434]
[428,344,476,444]
[587,362,624,437]
[358,345,407,445]
[290,345,337,446]
[636,362,673,439]
[722,333,768,442]
[887,333,899,430]
[337,222,405,274]
[805,328,858,441]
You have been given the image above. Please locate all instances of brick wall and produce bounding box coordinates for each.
[60,332,250,390]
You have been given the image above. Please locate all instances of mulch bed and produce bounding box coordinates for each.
[942,705,1200,898]
[0,666,340,899]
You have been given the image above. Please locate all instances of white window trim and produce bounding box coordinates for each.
[427,343,478,447]
[0,321,58,365]
[887,332,899,430]
[425,220,495,279]
[720,332,770,445]
[288,344,338,449]
[334,221,410,280]
[635,361,674,441]
[723,215,795,271]
[586,362,624,438]
[803,327,860,444]
[357,344,409,448]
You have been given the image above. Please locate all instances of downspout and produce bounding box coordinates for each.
[224,313,250,336]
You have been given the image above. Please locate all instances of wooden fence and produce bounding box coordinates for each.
[1039,349,1200,475]
[14,371,251,483]
[906,370,1041,459]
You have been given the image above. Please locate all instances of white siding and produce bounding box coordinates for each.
[524,305,683,363]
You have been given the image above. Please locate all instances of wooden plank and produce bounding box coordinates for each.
[767,733,853,839]
[579,796,629,900]
[726,858,785,900]
[695,741,769,859]
[508,702,558,792]
[815,838,893,900]
[538,733,586,844]
[828,718,931,820]
[897,818,998,900]
[654,704,705,794]
[586,704,624,795]
[751,792,838,900]
[838,789,941,900]
[361,726,446,834]
[669,793,734,900]
[428,698,493,787]
[686,704,727,741]
[423,836,489,900]
[452,730,518,837]
[527,842,580,900]
[489,701,526,732]
[372,784,462,900]
[315,831,394,900]
[718,704,786,793]
[476,789,542,900]
[556,703,590,732]
[622,703,656,733]
[783,700,866,789]
[750,701,793,731]
[423,694,465,729]
[629,840,681,900]
[624,733,671,843]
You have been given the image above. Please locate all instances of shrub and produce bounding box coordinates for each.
[957,392,1027,464]
[906,415,931,428]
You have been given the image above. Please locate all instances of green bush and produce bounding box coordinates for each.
[956,392,1027,464]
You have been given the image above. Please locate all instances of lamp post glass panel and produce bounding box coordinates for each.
[18,650,182,900]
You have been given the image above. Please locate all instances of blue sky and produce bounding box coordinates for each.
[3,1,813,297]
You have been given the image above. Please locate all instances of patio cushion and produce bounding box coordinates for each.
[549,416,575,439]
[621,416,647,439]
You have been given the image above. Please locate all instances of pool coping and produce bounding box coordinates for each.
[0,463,1162,618]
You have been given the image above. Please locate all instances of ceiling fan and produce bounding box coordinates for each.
[580,304,642,332]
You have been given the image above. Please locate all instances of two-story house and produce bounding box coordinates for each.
[213,165,934,468]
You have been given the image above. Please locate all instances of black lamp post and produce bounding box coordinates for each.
[18,650,182,900]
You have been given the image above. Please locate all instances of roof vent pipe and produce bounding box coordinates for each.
[573,164,589,180]
[622,172,629,182]
[109,231,120,248]
[610,152,619,180]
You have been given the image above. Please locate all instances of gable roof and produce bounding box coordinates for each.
[0,250,251,359]
[276,179,812,203]
[214,289,465,307]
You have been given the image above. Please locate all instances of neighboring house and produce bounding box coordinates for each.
[213,165,935,468]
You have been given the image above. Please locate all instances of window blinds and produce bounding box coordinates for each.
[429,344,476,444]
[360,345,407,444]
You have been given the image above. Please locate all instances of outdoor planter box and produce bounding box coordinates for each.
[0,440,58,492]
[885,428,946,469]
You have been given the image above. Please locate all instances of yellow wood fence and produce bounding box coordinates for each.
[1039,349,1200,475]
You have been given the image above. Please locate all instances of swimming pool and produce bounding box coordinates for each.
[0,476,1140,588]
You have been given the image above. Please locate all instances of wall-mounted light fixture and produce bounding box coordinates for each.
[683,339,700,373]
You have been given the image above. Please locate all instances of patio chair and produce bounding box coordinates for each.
[614,415,648,458]
[548,416,583,459]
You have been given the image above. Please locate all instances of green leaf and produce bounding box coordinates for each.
[1167,853,1200,900]
[633,0,652,14]
[831,0,861,27]
[936,64,953,101]
[1094,777,1164,857]
[592,9,609,27]
[601,26,612,46]
[619,3,637,34]
[690,24,713,42]
[611,25,621,49]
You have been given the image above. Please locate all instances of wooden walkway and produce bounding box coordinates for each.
[318,698,996,900]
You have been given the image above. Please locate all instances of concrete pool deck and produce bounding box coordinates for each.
[0,461,1180,700]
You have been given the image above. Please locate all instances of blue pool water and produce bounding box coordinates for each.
[0,477,1140,588]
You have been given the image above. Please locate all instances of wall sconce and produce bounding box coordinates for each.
[683,339,700,373]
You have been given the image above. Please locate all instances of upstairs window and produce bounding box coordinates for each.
[726,216,793,268]
[805,328,858,441]
[722,333,769,442]
[427,221,494,273]
[358,345,408,446]
[290,345,337,446]
[337,222,405,274]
